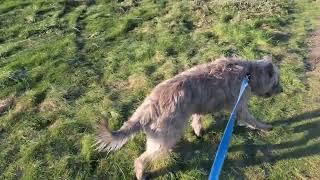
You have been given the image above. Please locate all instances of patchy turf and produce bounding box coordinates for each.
[0,0,320,179]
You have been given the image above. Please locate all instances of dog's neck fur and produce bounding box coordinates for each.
[218,58,262,93]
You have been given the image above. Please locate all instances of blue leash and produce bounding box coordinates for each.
[208,75,250,180]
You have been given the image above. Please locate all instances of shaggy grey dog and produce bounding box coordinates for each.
[96,56,283,179]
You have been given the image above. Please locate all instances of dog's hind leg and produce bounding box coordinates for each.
[191,114,204,137]
[134,112,189,179]
[134,135,179,180]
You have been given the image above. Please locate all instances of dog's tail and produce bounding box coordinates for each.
[95,114,142,153]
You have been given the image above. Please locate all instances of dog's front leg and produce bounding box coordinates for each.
[191,114,204,137]
[237,103,272,132]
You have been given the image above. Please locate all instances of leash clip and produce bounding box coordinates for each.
[245,73,251,83]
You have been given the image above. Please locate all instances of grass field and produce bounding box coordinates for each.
[1,0,320,179]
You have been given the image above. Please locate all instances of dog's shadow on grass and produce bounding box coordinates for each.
[148,109,320,179]
[228,108,320,177]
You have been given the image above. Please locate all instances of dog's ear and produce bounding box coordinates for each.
[257,59,274,78]
[257,56,273,77]
[265,62,274,78]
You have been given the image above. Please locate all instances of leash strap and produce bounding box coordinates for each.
[208,75,250,180]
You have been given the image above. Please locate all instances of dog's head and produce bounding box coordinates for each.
[250,56,283,98]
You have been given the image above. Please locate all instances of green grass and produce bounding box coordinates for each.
[1,0,320,179]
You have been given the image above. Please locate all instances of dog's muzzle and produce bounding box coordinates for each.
[264,83,283,97]
[274,84,283,94]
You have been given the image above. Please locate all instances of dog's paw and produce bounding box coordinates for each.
[134,173,151,180]
[259,124,273,132]
[193,128,204,138]
[237,120,247,127]
[237,120,273,132]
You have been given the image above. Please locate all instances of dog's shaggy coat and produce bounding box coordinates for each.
[96,56,283,179]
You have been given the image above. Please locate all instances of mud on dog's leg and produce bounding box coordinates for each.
[191,114,204,137]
